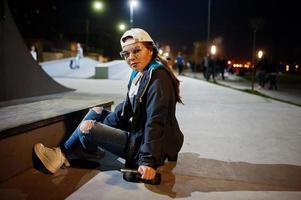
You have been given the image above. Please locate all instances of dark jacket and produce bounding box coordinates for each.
[103,59,183,168]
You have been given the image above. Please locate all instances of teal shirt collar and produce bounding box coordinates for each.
[129,59,162,81]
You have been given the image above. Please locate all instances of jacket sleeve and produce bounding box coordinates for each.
[103,95,133,130]
[138,69,172,168]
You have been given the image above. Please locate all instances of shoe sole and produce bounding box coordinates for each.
[34,143,58,174]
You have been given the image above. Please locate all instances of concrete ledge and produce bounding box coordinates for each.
[0,101,113,140]
[0,93,114,182]
[95,65,108,79]
[94,60,131,80]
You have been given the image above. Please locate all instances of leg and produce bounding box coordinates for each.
[269,74,273,90]
[34,107,112,174]
[180,65,183,75]
[62,107,109,155]
[78,120,129,159]
[203,67,207,79]
[212,67,216,81]
[262,73,266,88]
[221,68,225,80]
[208,69,213,81]
[205,69,210,81]
[258,72,263,87]
[75,56,80,69]
[69,59,74,69]
[271,75,276,90]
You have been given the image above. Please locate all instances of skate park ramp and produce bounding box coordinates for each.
[41,59,131,80]
[41,57,101,79]
[0,0,72,103]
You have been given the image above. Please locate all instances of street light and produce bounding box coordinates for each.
[207,0,211,53]
[250,18,264,91]
[93,1,104,11]
[86,1,104,51]
[118,23,127,32]
[257,50,263,59]
[129,0,138,28]
[210,45,217,55]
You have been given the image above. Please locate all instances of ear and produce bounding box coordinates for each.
[149,48,153,55]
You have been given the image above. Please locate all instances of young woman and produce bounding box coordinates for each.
[34,28,183,180]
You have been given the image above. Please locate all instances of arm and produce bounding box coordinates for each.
[103,96,133,130]
[138,69,172,168]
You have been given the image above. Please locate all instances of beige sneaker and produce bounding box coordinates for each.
[34,143,70,173]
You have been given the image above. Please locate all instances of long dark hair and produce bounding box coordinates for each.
[143,42,183,104]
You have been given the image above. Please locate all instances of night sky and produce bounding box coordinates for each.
[7,0,301,63]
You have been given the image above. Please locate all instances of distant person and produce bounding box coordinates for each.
[70,43,83,69]
[175,52,185,75]
[205,55,216,81]
[30,45,37,61]
[267,62,278,90]
[75,43,83,68]
[202,54,209,79]
[256,57,268,89]
[219,58,227,80]
[186,60,192,73]
[33,28,184,181]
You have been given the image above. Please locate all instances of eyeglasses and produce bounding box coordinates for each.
[120,47,143,60]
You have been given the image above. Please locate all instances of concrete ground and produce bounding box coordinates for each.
[51,75,301,200]
[2,59,300,199]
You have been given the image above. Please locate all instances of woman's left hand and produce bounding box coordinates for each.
[138,165,156,180]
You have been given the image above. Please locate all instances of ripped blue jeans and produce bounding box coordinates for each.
[62,108,129,159]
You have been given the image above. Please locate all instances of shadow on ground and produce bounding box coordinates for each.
[2,151,301,199]
[0,150,123,200]
[145,152,301,198]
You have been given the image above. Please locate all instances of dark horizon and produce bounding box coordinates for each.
[7,0,301,63]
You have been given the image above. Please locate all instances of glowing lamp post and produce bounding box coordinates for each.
[118,23,127,32]
[86,1,104,50]
[129,0,138,28]
[93,1,104,10]
[210,45,217,55]
[257,50,263,59]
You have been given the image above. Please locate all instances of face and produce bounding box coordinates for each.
[120,42,153,72]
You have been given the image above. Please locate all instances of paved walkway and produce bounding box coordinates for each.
[183,71,301,106]
[52,75,301,200]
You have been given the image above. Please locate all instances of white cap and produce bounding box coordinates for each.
[120,28,154,48]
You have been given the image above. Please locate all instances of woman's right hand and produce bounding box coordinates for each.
[138,165,156,180]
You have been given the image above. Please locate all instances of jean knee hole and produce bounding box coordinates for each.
[80,123,93,134]
[92,107,102,114]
